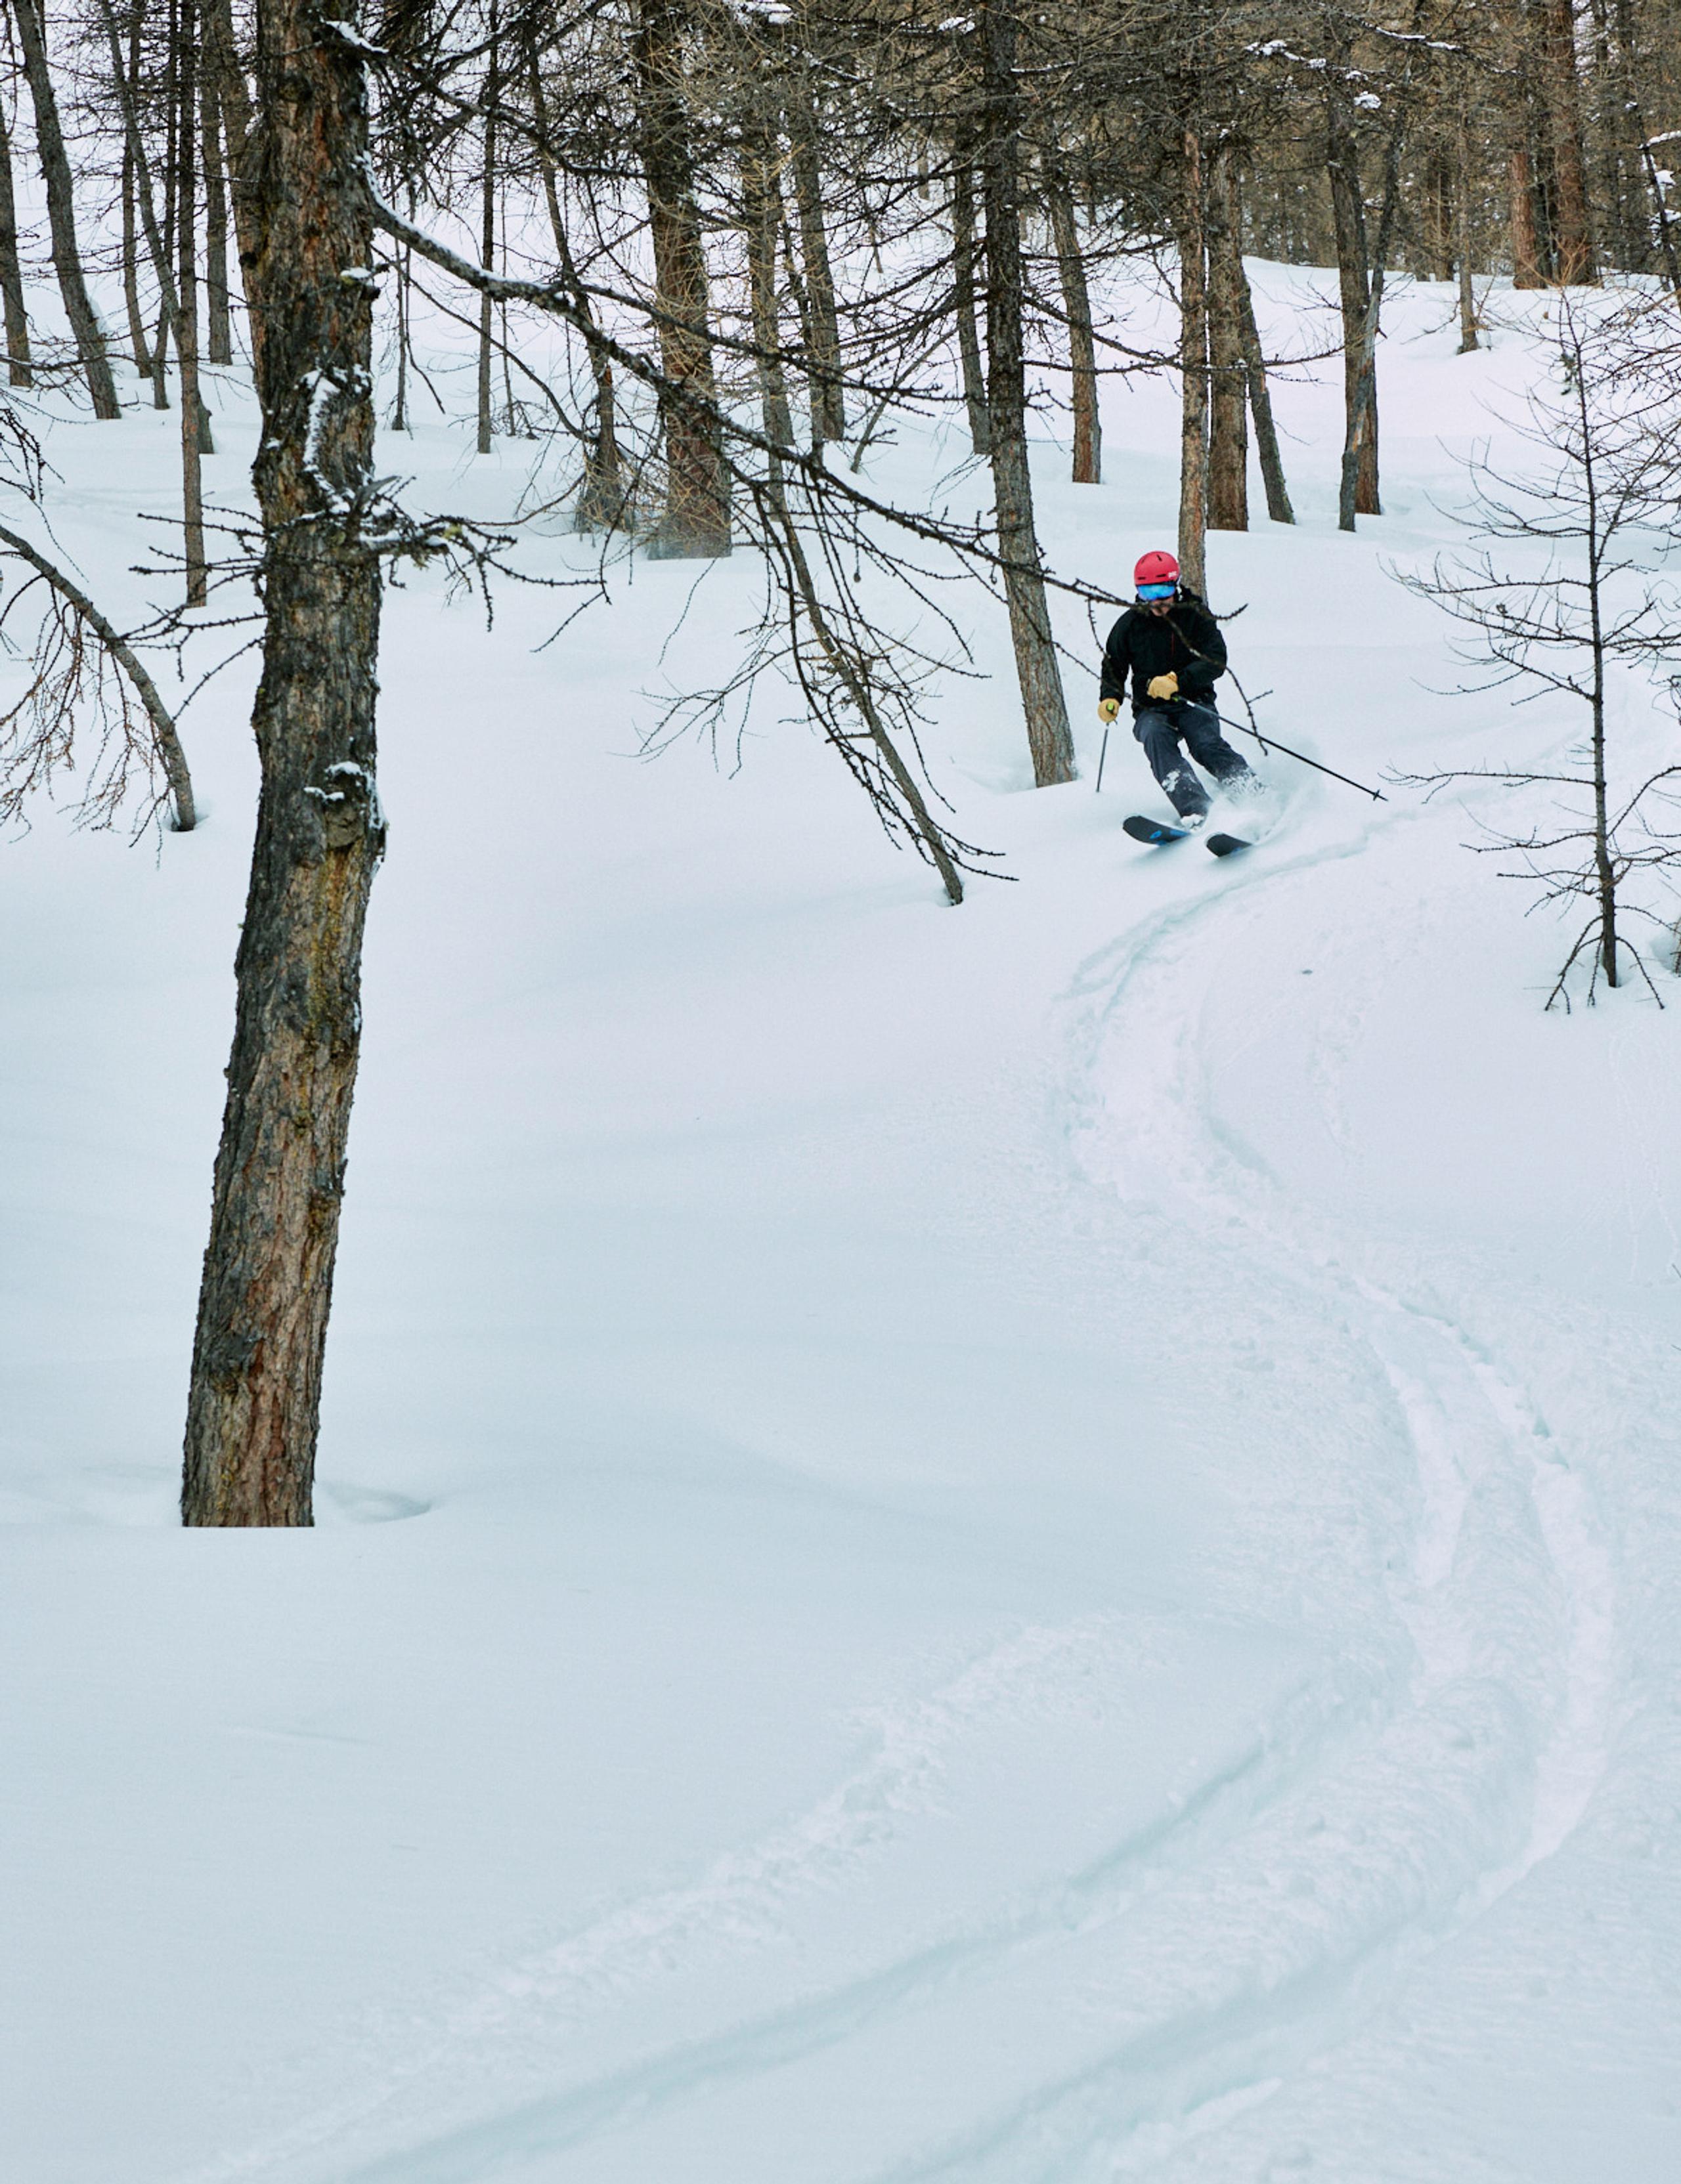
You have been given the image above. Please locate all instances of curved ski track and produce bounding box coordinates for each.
[201,819,1617,2184]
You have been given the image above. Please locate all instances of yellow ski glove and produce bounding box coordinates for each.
[1146,672,1179,701]
[1098,696,1121,723]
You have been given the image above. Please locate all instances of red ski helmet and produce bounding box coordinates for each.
[1133,549,1180,592]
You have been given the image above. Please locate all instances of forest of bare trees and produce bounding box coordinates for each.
[3,0,1680,1521]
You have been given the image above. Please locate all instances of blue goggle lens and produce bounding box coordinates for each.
[1136,582,1177,601]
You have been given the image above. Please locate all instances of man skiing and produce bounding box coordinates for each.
[1099,551,1260,826]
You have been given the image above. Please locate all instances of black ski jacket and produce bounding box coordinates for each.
[1100,590,1227,711]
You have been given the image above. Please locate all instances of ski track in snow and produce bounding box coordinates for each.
[1007,802,1624,2173]
[183,809,1619,2184]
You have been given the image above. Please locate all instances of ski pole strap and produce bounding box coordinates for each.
[1214,710,1386,803]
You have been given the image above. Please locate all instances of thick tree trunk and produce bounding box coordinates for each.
[633,0,729,557]
[1176,125,1209,592]
[1326,115,1380,515]
[950,148,991,458]
[1204,138,1248,533]
[1509,138,1546,286]
[1338,122,1404,534]
[787,82,844,446]
[0,74,32,385]
[181,0,384,1527]
[1539,0,1597,282]
[10,0,120,417]
[1045,157,1100,484]
[978,0,1074,787]
[1613,0,1681,295]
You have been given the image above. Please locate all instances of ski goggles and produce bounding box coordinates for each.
[1135,581,1177,602]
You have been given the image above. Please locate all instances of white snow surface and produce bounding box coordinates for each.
[6,265,1681,2183]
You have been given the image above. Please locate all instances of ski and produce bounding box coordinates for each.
[1122,814,1195,846]
[1206,832,1251,858]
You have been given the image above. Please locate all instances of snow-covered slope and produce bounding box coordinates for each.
[5,267,1681,2183]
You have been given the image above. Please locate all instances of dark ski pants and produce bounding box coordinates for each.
[1134,700,1257,819]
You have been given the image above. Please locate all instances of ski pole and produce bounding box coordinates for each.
[1095,724,1110,794]
[1213,710,1386,803]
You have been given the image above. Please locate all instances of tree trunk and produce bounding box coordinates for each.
[1204,137,1248,533]
[1326,112,1380,515]
[177,0,207,603]
[632,0,729,557]
[9,0,120,417]
[121,141,152,376]
[1045,156,1100,484]
[787,80,844,445]
[1422,152,1455,281]
[391,240,408,429]
[529,48,624,528]
[182,0,385,1528]
[743,129,793,452]
[1509,137,1546,286]
[1614,0,1681,296]
[1234,240,1293,523]
[202,72,232,362]
[1539,0,1597,282]
[1176,124,1209,592]
[950,147,991,458]
[0,70,32,385]
[1457,114,1481,350]
[477,9,496,454]
[104,0,176,407]
[978,0,1074,787]
[204,0,257,270]
[1338,121,1405,533]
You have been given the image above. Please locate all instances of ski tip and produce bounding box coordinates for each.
[1122,814,1189,846]
[1205,832,1252,858]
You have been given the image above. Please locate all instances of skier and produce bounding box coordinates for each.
[1098,551,1261,826]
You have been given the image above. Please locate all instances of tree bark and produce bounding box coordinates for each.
[1338,120,1405,533]
[1045,156,1100,484]
[177,0,208,603]
[743,129,793,452]
[0,69,32,385]
[9,0,120,417]
[632,0,729,557]
[182,0,385,1527]
[1326,111,1380,515]
[1234,240,1292,523]
[529,48,624,528]
[978,0,1074,786]
[1613,0,1681,295]
[477,5,496,454]
[1176,124,1209,591]
[950,146,990,457]
[121,140,151,376]
[1508,135,1546,286]
[104,0,177,407]
[1539,0,1597,282]
[786,77,844,445]
[1204,137,1247,533]
[1457,114,1481,350]
[202,71,232,362]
